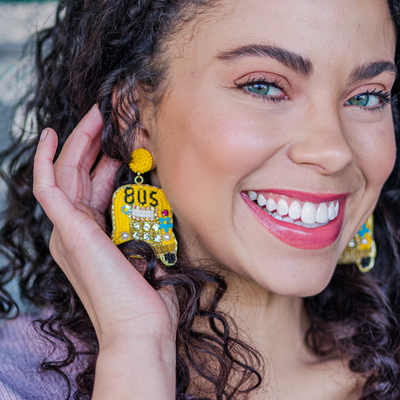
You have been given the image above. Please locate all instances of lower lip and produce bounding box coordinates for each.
[242,193,345,250]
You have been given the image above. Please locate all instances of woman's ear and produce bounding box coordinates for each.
[113,85,160,186]
[138,96,162,187]
[134,95,156,155]
[112,85,156,156]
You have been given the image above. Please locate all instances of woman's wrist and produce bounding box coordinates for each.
[93,338,176,400]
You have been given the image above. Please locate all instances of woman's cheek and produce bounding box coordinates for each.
[353,122,396,189]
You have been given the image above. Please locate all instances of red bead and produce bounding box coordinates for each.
[162,210,168,216]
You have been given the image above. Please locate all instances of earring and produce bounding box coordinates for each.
[337,214,376,273]
[111,148,178,266]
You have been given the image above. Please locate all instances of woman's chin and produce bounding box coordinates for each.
[237,256,339,298]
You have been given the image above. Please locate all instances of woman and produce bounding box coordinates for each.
[0,0,399,398]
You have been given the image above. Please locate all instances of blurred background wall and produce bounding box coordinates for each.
[0,0,57,303]
[0,1,57,152]
[0,0,57,197]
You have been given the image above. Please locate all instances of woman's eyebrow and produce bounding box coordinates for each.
[216,44,313,76]
[217,46,397,83]
[350,61,397,83]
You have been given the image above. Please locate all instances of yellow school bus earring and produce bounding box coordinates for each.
[111,148,178,266]
[337,214,376,273]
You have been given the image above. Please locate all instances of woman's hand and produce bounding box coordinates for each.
[33,105,176,399]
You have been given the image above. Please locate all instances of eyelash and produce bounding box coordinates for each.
[345,89,391,113]
[235,78,392,113]
[235,77,287,103]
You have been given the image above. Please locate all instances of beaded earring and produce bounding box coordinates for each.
[337,214,376,273]
[111,148,178,266]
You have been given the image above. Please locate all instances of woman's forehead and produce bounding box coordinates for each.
[170,0,395,73]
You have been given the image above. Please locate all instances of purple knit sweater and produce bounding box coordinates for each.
[0,314,74,400]
[0,314,194,400]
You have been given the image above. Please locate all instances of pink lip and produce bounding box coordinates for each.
[242,191,347,250]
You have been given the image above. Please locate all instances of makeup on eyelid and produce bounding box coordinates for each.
[234,75,391,111]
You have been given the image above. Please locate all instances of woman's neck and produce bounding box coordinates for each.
[217,268,315,365]
[188,262,361,398]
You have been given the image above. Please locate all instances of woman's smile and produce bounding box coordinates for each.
[242,190,347,250]
[142,0,396,297]
[6,0,400,397]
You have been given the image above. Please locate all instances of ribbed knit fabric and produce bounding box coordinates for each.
[0,313,73,400]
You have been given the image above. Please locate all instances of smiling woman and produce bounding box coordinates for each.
[0,0,400,399]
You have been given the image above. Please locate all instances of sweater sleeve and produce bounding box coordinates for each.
[0,380,25,400]
[0,314,73,400]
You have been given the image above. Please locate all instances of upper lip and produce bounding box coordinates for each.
[247,189,350,203]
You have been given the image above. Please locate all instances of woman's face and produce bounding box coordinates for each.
[142,0,396,296]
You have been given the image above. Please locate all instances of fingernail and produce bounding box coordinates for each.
[40,129,48,141]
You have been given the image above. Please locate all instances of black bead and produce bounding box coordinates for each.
[360,257,371,268]
[165,253,176,264]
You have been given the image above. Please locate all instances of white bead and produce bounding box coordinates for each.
[163,233,171,241]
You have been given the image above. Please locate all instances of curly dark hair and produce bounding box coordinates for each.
[0,0,400,399]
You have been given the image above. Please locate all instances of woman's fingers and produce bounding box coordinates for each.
[81,129,102,175]
[33,128,77,225]
[91,155,122,214]
[35,105,119,230]
[33,110,178,351]
[54,105,103,200]
[55,104,103,169]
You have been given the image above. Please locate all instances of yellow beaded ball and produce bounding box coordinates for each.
[129,148,153,174]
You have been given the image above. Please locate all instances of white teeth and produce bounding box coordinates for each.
[316,202,328,223]
[288,200,301,220]
[277,199,289,216]
[334,201,339,218]
[301,202,316,224]
[270,211,330,227]
[257,194,267,207]
[267,198,277,212]
[248,191,257,201]
[272,212,283,221]
[250,192,340,227]
[328,202,336,221]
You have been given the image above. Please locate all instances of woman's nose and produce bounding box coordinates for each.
[287,111,354,175]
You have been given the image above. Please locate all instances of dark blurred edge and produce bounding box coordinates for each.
[0,1,53,2]
[0,2,57,309]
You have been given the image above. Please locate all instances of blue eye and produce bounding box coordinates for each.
[345,90,392,112]
[347,94,380,107]
[246,83,283,97]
